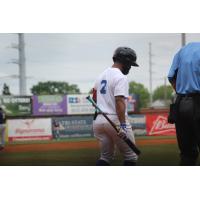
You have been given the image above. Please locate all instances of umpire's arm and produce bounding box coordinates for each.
[168,51,180,92]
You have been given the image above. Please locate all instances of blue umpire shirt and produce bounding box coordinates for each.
[168,42,200,94]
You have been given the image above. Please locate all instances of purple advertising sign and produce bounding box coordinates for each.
[32,95,67,116]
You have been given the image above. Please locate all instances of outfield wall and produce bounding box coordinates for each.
[5,112,176,142]
[6,114,146,141]
[2,95,176,142]
[0,94,139,116]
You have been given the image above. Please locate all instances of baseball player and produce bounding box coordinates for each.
[0,107,6,151]
[92,47,139,166]
[52,119,64,140]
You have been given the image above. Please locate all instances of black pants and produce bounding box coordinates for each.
[175,96,200,165]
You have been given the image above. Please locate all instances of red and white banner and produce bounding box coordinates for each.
[7,118,52,141]
[146,113,176,136]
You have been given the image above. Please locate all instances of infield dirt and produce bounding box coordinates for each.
[3,137,177,153]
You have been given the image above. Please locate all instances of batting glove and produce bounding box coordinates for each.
[118,123,128,139]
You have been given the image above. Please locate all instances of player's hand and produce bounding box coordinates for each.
[118,123,128,139]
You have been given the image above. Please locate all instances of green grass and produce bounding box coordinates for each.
[0,149,99,166]
[0,136,184,166]
[137,144,180,166]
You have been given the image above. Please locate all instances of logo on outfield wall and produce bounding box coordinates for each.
[67,94,95,114]
[24,119,35,128]
[7,118,52,141]
[148,115,176,135]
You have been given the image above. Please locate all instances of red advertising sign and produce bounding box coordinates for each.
[146,113,176,136]
[7,118,52,141]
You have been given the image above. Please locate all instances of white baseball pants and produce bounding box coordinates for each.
[93,115,138,164]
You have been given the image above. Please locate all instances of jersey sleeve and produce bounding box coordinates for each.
[168,51,180,83]
[114,76,129,98]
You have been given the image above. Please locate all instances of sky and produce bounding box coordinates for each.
[1,33,200,95]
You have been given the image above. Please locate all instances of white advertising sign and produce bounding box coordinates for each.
[67,94,95,114]
[7,118,52,141]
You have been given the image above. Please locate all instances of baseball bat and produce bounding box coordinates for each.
[86,96,141,155]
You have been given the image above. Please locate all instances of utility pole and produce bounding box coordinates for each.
[11,33,27,95]
[149,42,153,107]
[18,33,26,95]
[181,33,186,47]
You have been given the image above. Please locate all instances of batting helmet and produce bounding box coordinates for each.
[113,47,139,67]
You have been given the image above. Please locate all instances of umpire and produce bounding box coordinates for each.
[168,42,200,166]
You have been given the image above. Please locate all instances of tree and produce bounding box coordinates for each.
[30,81,81,95]
[129,81,150,109]
[153,85,173,102]
[2,83,11,95]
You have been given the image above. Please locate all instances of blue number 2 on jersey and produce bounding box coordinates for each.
[100,80,107,94]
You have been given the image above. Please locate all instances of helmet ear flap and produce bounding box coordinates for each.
[112,55,117,62]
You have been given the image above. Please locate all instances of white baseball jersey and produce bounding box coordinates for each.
[94,67,129,115]
[93,67,138,163]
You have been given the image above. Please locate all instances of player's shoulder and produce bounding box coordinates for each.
[113,68,127,80]
[108,69,127,86]
[95,67,127,85]
[96,67,119,79]
[108,67,126,78]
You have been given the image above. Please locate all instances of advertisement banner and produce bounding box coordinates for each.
[32,95,67,116]
[0,96,31,116]
[129,114,146,136]
[127,94,139,113]
[52,115,93,139]
[67,94,95,114]
[7,118,52,141]
[146,113,176,136]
